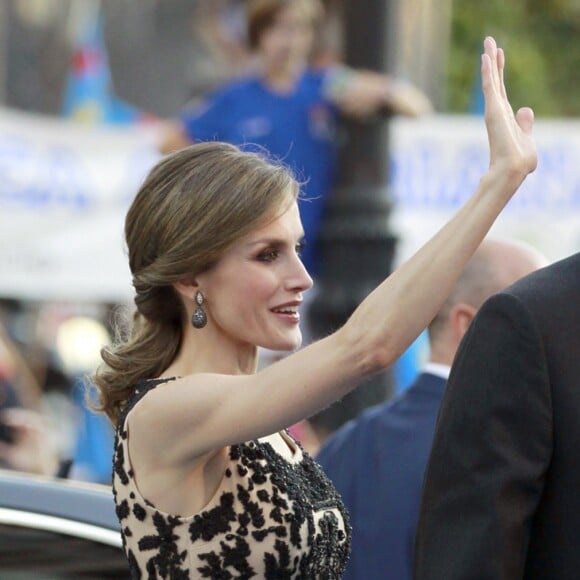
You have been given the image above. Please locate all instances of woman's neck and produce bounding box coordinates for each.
[163,326,259,378]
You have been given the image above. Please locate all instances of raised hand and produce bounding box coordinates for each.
[482,36,537,184]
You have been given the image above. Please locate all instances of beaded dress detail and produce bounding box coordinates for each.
[112,378,351,579]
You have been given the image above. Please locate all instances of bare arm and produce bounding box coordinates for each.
[0,408,59,475]
[133,37,537,463]
[326,66,433,118]
[0,326,43,410]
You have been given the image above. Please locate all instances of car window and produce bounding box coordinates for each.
[0,523,129,579]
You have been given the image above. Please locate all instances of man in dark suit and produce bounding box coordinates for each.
[315,238,547,580]
[415,251,580,579]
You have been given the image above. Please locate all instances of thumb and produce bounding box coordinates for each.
[516,107,534,135]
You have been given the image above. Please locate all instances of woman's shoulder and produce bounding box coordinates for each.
[133,376,179,400]
[116,376,179,431]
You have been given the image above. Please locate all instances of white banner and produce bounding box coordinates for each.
[0,108,161,302]
[0,109,578,302]
[390,115,580,266]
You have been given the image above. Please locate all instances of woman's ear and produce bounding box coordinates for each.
[173,279,198,301]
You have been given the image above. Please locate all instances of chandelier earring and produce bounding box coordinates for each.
[191,290,207,329]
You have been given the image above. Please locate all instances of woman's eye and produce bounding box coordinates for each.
[296,241,306,256]
[257,249,279,262]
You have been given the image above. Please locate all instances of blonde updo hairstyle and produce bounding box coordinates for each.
[94,142,298,424]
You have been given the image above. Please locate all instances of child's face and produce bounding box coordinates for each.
[258,4,314,72]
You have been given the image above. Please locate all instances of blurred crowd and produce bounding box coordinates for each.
[0,298,115,481]
[1,0,432,481]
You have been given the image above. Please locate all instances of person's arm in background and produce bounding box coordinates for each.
[160,65,433,155]
[0,408,60,476]
[323,64,433,119]
[414,292,552,580]
[0,325,43,410]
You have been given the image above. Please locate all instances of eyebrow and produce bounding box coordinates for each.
[246,235,305,247]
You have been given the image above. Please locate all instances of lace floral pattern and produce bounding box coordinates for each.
[112,378,351,579]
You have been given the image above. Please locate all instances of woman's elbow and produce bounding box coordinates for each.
[337,325,400,377]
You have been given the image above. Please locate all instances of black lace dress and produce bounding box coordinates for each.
[112,377,351,579]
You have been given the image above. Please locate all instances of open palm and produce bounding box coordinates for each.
[482,37,537,181]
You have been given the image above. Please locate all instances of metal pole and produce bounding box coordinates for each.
[307,0,398,439]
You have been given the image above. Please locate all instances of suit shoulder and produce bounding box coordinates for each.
[317,384,436,466]
[505,252,580,299]
[494,252,580,328]
[316,403,387,466]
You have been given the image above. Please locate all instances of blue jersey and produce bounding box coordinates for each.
[181,70,338,274]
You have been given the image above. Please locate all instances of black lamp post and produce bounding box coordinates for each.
[306,0,398,438]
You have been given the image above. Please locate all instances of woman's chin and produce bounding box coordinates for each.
[265,332,303,353]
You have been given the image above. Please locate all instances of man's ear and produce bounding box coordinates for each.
[449,302,478,343]
[173,278,198,301]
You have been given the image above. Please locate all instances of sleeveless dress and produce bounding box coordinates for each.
[112,377,351,579]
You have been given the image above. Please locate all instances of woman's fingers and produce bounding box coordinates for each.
[516,107,535,136]
[482,37,513,119]
[481,36,537,177]
[497,48,508,102]
[484,37,500,93]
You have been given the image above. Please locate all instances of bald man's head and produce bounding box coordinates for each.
[428,238,548,364]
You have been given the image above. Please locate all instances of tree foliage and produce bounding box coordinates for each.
[448,0,580,116]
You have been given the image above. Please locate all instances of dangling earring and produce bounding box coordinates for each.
[191,290,207,329]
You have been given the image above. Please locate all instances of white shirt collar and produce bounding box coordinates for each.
[423,362,451,379]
